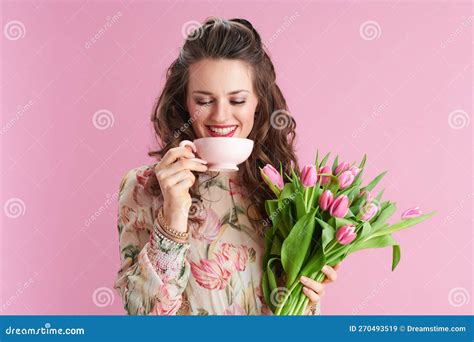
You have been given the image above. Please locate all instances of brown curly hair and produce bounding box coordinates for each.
[148,17,299,226]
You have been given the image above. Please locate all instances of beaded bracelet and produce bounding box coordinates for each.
[157,207,189,243]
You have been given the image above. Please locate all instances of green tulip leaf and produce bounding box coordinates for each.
[280,183,296,201]
[261,270,270,308]
[332,155,339,174]
[370,211,437,238]
[349,234,398,255]
[360,221,372,239]
[262,224,275,267]
[300,241,326,277]
[270,235,282,255]
[265,200,280,222]
[371,202,396,231]
[333,217,355,229]
[319,152,331,168]
[363,171,387,192]
[315,217,335,252]
[358,154,367,169]
[281,208,317,287]
[392,244,401,271]
[267,257,280,291]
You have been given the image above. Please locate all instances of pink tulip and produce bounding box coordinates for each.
[338,170,355,189]
[318,165,332,186]
[360,202,378,221]
[335,161,351,175]
[301,164,317,187]
[358,190,373,203]
[329,195,349,218]
[336,224,357,245]
[401,206,423,219]
[349,166,360,177]
[319,190,334,211]
[261,164,284,190]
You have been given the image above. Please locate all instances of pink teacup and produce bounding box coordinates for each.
[179,137,254,172]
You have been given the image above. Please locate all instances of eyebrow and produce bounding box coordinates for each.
[192,90,249,95]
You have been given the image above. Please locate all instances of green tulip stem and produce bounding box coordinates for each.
[274,278,302,315]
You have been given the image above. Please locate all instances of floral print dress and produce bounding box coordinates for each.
[114,163,321,316]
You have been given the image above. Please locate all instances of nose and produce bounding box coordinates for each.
[210,100,231,121]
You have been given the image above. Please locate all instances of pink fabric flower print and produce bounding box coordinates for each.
[191,208,222,243]
[135,167,151,187]
[119,205,147,230]
[131,167,155,207]
[220,243,250,272]
[190,257,232,290]
[153,284,182,315]
[223,303,247,315]
[119,205,134,225]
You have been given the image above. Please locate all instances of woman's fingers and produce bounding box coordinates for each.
[178,140,197,153]
[302,286,320,304]
[159,147,196,167]
[300,276,325,297]
[157,158,208,181]
[322,264,339,284]
[322,263,341,283]
[165,169,195,188]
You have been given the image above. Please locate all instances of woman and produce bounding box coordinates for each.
[114,17,340,315]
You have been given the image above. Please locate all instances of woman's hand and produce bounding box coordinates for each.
[154,144,208,232]
[300,263,341,314]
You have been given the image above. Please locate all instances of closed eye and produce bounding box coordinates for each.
[197,101,213,106]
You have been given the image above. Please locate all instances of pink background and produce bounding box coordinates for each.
[1,0,472,315]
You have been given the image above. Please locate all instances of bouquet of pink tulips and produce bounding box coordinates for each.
[260,152,436,315]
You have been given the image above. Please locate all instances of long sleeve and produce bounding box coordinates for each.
[113,166,191,315]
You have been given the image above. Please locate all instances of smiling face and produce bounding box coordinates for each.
[186,58,259,139]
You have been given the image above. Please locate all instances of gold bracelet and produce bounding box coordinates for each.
[154,219,187,244]
[157,207,189,240]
